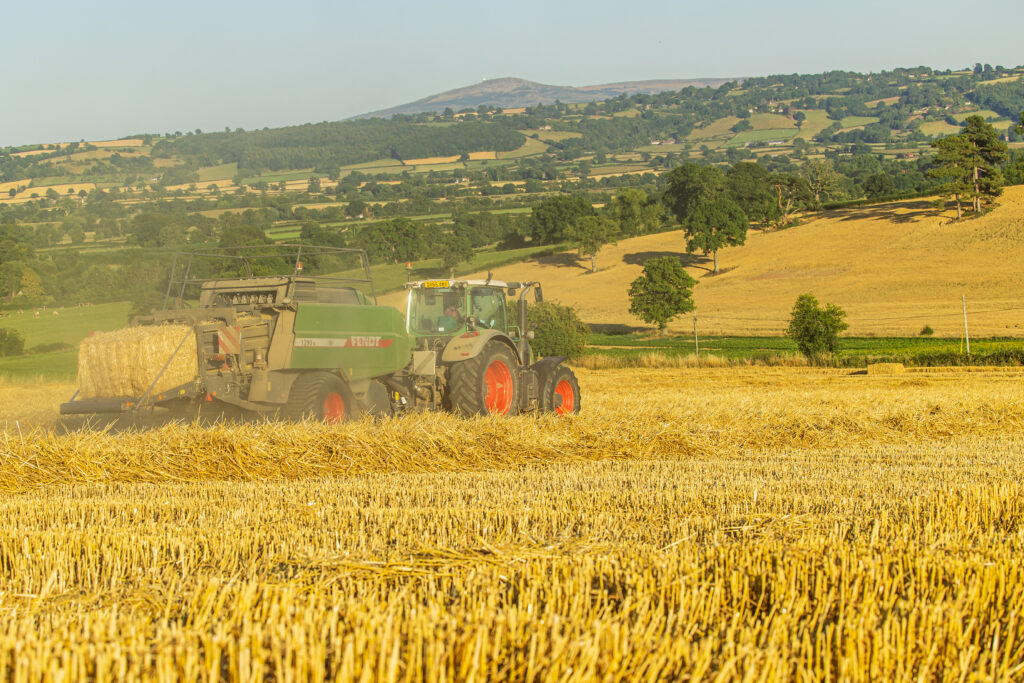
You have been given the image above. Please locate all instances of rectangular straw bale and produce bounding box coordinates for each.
[77,325,198,398]
[867,362,906,375]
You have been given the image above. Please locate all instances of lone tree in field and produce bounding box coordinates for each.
[682,198,748,274]
[628,256,697,334]
[786,293,848,362]
[929,134,974,219]
[664,163,749,273]
[567,215,618,273]
[930,116,1007,217]
[960,115,1008,212]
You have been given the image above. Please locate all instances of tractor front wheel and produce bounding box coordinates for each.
[282,372,358,422]
[448,342,521,416]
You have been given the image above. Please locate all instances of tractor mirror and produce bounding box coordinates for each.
[534,286,543,303]
[507,287,518,297]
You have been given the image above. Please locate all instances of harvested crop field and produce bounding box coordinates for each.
[1,367,1023,680]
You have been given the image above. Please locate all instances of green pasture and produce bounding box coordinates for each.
[519,129,582,143]
[197,163,237,182]
[748,113,796,130]
[839,116,879,128]
[242,170,319,184]
[0,302,131,349]
[952,109,1002,122]
[687,117,740,140]
[919,121,962,137]
[498,137,550,159]
[585,332,1024,365]
[0,302,132,380]
[724,129,798,147]
[793,110,833,139]
[0,349,78,381]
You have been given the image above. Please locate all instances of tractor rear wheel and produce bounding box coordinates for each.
[543,365,581,416]
[282,372,358,422]
[448,341,521,416]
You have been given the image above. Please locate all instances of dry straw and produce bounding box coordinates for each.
[1,367,1023,680]
[77,325,197,398]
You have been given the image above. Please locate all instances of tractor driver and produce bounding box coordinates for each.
[436,297,463,332]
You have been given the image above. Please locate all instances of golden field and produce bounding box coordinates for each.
[434,185,1024,337]
[1,367,1023,680]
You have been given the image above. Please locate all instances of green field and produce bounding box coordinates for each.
[0,302,131,381]
[0,302,131,349]
[793,110,833,139]
[241,170,320,184]
[724,129,798,147]
[839,116,880,128]
[197,163,237,182]
[0,349,78,381]
[585,332,1024,365]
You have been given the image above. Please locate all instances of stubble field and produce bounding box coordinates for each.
[1,367,1023,680]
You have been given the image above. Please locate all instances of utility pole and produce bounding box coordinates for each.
[962,295,971,357]
[693,314,699,364]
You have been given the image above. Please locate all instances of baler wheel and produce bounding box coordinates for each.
[448,341,521,416]
[282,372,358,422]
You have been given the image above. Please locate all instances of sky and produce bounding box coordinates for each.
[1,0,1021,147]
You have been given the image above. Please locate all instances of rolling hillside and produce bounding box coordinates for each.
[354,77,736,119]
[382,186,1024,337]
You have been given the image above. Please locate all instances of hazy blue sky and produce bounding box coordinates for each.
[2,0,1020,147]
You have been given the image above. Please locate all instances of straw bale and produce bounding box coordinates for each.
[867,362,906,375]
[77,325,198,398]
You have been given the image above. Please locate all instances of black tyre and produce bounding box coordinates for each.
[542,365,581,416]
[447,341,521,416]
[282,372,359,422]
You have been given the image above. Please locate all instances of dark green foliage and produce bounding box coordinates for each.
[863,172,897,199]
[150,120,524,174]
[726,162,776,225]
[663,163,726,220]
[920,325,934,336]
[930,116,1008,216]
[628,256,696,333]
[527,301,589,359]
[0,328,25,357]
[529,195,594,244]
[786,293,849,361]
[437,233,474,276]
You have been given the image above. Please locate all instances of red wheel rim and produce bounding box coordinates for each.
[484,360,514,414]
[554,379,575,415]
[323,392,345,422]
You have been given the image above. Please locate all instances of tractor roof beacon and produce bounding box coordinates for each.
[60,248,580,421]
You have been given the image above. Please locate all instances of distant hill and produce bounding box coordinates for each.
[355,77,738,119]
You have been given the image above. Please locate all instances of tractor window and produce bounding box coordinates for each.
[408,288,465,334]
[470,287,507,331]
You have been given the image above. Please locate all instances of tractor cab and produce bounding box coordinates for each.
[405,279,520,340]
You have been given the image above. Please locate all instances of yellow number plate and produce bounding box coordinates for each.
[423,280,450,288]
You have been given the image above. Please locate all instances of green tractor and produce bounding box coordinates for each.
[401,277,581,417]
[59,247,580,422]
